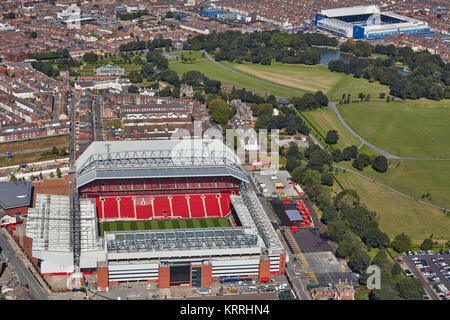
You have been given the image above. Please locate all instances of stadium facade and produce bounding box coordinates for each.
[315,5,431,40]
[26,139,286,291]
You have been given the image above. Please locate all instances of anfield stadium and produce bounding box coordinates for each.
[315,5,431,40]
[26,139,286,290]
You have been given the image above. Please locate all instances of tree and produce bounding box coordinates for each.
[306,149,332,172]
[49,171,55,178]
[286,142,303,160]
[332,148,343,163]
[348,247,371,273]
[352,154,371,171]
[56,167,62,178]
[420,238,434,251]
[335,189,360,211]
[325,130,338,145]
[326,220,350,243]
[395,277,424,300]
[9,174,17,182]
[363,227,390,248]
[52,146,58,154]
[127,70,143,83]
[342,145,358,161]
[372,155,388,173]
[128,85,139,93]
[320,206,338,224]
[392,233,412,253]
[82,52,98,64]
[320,173,334,186]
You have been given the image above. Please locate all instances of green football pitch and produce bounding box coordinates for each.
[99,217,232,236]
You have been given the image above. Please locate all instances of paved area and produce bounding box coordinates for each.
[292,228,332,253]
[0,230,49,300]
[252,170,298,197]
[401,252,450,300]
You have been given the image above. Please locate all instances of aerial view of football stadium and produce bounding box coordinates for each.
[0,0,448,313]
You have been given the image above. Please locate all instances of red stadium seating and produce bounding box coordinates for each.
[204,194,222,217]
[103,197,119,219]
[135,196,153,219]
[95,197,104,219]
[153,196,171,218]
[119,197,135,219]
[171,195,190,218]
[219,193,232,216]
[188,195,206,218]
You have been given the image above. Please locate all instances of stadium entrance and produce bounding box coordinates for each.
[169,263,191,286]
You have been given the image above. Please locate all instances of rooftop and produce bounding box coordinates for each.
[0,181,32,209]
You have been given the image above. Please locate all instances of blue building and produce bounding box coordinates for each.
[315,5,432,40]
[201,9,224,18]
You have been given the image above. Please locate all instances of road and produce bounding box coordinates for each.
[202,51,306,96]
[92,95,104,141]
[247,174,311,300]
[333,164,450,212]
[330,102,450,161]
[0,230,49,300]
[307,110,449,212]
[400,254,443,300]
[329,102,399,159]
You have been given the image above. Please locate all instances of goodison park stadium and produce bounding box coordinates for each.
[315,5,431,40]
[25,139,286,290]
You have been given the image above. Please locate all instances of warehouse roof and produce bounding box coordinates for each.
[0,181,32,209]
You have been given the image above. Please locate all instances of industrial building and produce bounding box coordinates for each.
[315,5,431,40]
[26,139,286,291]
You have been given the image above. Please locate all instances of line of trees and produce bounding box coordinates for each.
[184,30,337,66]
[328,44,449,100]
[118,37,172,52]
[27,48,70,61]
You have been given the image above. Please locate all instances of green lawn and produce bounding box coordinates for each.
[221,61,389,101]
[334,169,450,244]
[169,59,303,98]
[103,118,122,129]
[337,159,450,210]
[172,50,205,60]
[99,217,231,236]
[302,107,361,150]
[338,99,450,158]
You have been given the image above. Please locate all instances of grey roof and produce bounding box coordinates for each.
[75,139,248,188]
[0,182,32,209]
[285,209,303,222]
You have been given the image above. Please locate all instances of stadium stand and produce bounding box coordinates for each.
[188,194,206,218]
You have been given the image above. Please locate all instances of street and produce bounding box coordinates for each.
[0,230,49,300]
[247,174,311,300]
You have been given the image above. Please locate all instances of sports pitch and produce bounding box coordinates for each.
[99,217,232,236]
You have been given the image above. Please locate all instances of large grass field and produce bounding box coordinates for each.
[335,169,450,244]
[169,59,302,98]
[338,99,450,158]
[221,61,389,101]
[99,217,231,236]
[302,107,361,150]
[0,135,69,154]
[337,159,450,210]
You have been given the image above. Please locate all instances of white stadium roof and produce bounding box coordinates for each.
[76,139,248,188]
[321,5,380,18]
